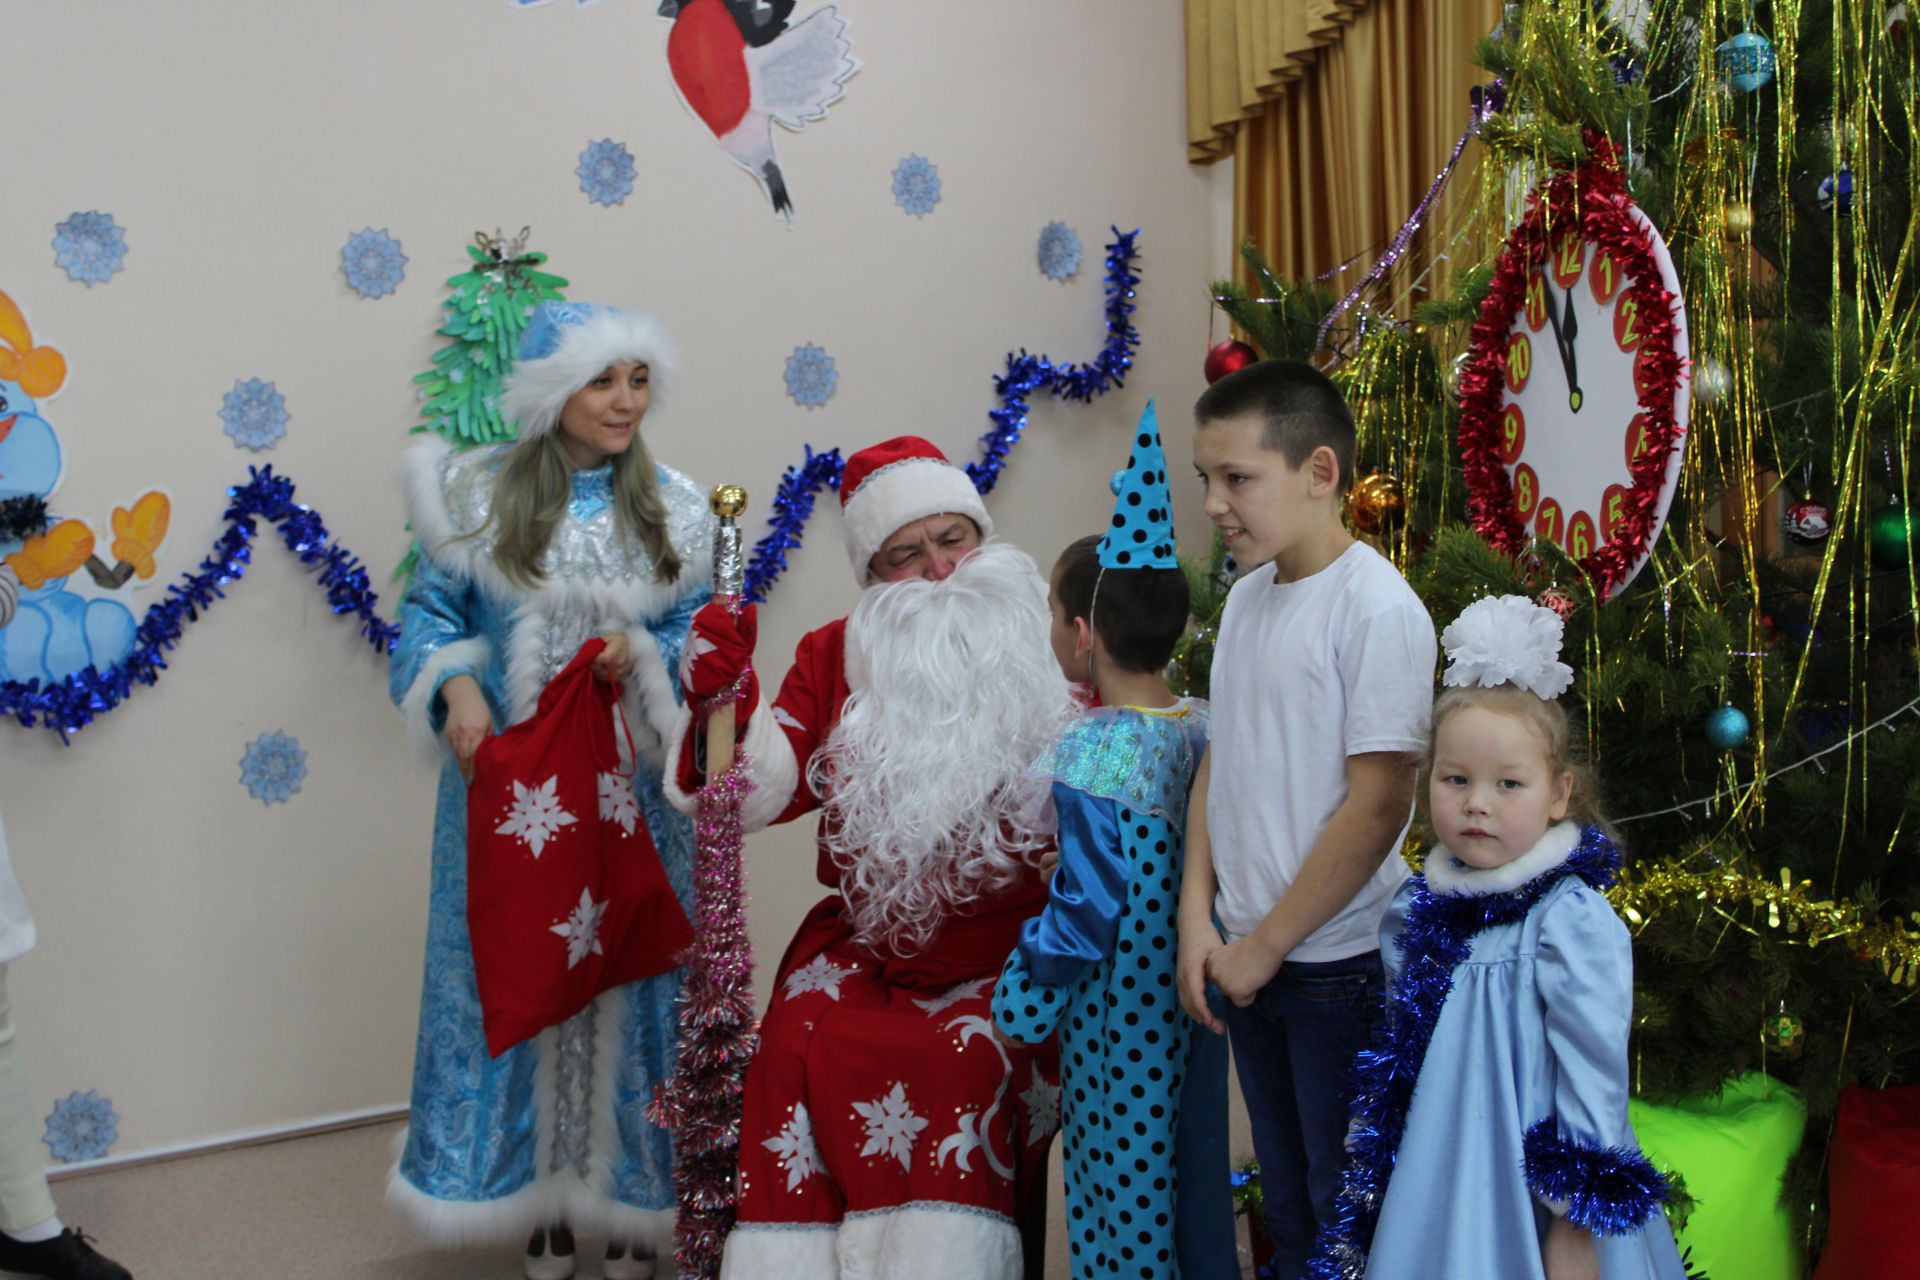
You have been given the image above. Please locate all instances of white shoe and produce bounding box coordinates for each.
[525,1225,577,1280]
[599,1240,656,1280]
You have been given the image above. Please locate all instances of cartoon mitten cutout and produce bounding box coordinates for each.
[5,519,94,590]
[110,491,170,579]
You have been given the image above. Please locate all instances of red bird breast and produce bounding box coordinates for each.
[667,0,752,138]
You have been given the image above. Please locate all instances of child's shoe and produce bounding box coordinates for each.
[524,1224,576,1280]
[0,1227,133,1280]
[599,1240,656,1280]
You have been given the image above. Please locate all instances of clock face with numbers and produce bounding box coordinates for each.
[1459,148,1690,600]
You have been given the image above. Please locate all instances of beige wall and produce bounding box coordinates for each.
[0,0,1233,1162]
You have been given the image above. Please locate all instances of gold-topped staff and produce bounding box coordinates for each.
[651,483,758,1280]
[706,484,749,774]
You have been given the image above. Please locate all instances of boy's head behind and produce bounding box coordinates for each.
[1050,534,1191,677]
[1191,358,1357,572]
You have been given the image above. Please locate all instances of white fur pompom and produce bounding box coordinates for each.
[1440,594,1574,699]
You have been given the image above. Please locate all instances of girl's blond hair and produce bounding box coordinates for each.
[480,431,682,588]
[1425,684,1614,837]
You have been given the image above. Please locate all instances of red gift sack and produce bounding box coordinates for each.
[467,638,694,1056]
[1815,1084,1920,1280]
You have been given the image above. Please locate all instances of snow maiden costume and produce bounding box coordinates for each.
[387,302,713,1251]
[1309,598,1685,1280]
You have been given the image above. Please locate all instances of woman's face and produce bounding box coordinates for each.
[557,361,650,468]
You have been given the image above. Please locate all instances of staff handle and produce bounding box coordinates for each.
[706,485,749,777]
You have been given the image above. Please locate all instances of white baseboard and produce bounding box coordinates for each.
[45,1103,407,1181]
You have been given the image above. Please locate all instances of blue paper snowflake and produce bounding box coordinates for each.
[578,139,637,207]
[240,730,307,805]
[51,211,127,286]
[1038,221,1083,282]
[43,1090,118,1163]
[340,227,407,299]
[221,378,289,451]
[784,343,838,409]
[891,155,941,218]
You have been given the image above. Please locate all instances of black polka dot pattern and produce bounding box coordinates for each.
[989,790,1193,1279]
[1096,405,1179,571]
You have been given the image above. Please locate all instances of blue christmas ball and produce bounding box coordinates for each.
[1717,32,1777,93]
[1818,169,1855,214]
[1705,703,1752,751]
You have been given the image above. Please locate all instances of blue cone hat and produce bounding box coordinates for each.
[1097,401,1179,569]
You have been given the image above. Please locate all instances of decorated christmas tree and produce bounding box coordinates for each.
[1205,0,1920,1265]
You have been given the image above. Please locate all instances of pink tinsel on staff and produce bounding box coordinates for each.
[648,754,758,1280]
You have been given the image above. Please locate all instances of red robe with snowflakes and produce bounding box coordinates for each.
[666,620,1060,1280]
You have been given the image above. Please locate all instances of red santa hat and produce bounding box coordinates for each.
[839,436,993,583]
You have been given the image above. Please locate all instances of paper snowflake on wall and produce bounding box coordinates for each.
[578,139,637,207]
[52,211,128,286]
[43,1089,118,1163]
[891,155,941,218]
[784,343,838,409]
[1037,221,1082,281]
[221,378,290,452]
[340,227,408,299]
[240,730,307,804]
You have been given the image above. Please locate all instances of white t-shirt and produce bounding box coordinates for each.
[1208,541,1436,960]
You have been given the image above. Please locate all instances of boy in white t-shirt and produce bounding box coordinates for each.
[1177,359,1436,1279]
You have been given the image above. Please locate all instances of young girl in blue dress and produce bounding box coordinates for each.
[1311,594,1687,1280]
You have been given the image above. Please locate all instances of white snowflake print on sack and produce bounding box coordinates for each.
[763,1103,824,1192]
[550,887,607,969]
[495,776,577,857]
[853,1083,927,1171]
[598,772,640,836]
[911,977,992,1016]
[783,954,855,1002]
[1018,1064,1061,1143]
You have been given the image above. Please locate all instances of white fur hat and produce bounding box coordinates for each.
[500,301,678,440]
[839,435,993,584]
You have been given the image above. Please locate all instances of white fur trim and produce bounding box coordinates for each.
[390,990,676,1247]
[398,636,492,757]
[842,461,992,585]
[841,1203,1020,1280]
[502,308,679,440]
[660,700,802,832]
[721,1224,838,1280]
[1425,821,1582,896]
[398,436,712,624]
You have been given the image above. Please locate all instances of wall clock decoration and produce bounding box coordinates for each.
[1458,135,1690,598]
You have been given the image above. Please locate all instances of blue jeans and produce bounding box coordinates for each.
[1176,986,1241,1280]
[1221,951,1385,1280]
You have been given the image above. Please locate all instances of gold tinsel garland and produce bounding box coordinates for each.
[1611,861,1920,988]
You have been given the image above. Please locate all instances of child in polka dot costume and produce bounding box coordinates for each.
[994,464,1213,1277]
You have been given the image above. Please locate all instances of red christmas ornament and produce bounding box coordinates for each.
[1537,586,1577,621]
[1784,497,1833,545]
[1205,339,1259,385]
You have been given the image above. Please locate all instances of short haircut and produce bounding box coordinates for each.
[1053,534,1192,674]
[1193,358,1357,488]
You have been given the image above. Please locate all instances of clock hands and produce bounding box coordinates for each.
[1535,268,1585,413]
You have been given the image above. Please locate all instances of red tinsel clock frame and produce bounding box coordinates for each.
[1458,133,1684,599]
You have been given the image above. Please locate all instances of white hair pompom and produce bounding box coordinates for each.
[1440,594,1574,700]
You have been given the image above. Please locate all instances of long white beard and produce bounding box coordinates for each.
[810,541,1076,957]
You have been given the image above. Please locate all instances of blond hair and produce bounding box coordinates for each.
[1425,684,1613,836]
[481,432,683,589]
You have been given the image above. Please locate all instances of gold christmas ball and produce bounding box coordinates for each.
[1350,471,1407,535]
[1761,1009,1805,1057]
[1723,201,1755,237]
[709,484,749,518]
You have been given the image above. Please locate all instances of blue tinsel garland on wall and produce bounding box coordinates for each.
[742,227,1142,603]
[2,468,399,740]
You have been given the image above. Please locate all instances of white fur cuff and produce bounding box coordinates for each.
[660,700,802,831]
[399,637,492,758]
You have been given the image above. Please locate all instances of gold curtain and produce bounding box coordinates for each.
[1189,0,1503,297]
